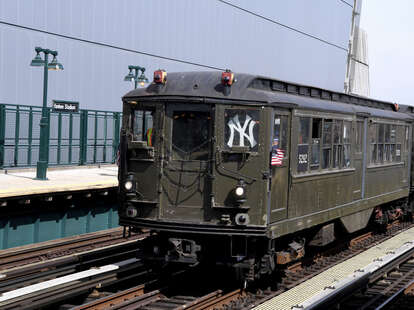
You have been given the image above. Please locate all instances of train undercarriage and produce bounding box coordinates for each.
[128,197,414,284]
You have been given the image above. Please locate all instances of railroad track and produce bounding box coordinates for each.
[72,287,247,310]
[376,279,414,310]
[0,228,149,298]
[0,227,147,271]
[0,258,147,310]
[2,221,414,310]
[330,251,414,309]
[237,221,414,310]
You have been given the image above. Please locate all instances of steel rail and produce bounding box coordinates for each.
[0,227,145,270]
[244,221,414,310]
[0,236,146,296]
[183,289,245,310]
[70,284,146,310]
[0,258,144,310]
[375,279,414,310]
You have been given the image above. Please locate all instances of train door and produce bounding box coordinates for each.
[269,110,290,223]
[161,103,213,221]
[211,105,268,226]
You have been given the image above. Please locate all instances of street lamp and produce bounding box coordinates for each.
[124,65,149,89]
[30,47,64,180]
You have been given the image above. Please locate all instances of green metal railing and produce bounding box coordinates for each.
[0,103,121,169]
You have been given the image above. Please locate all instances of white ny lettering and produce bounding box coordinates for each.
[227,114,257,148]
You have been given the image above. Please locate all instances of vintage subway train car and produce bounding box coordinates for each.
[118,70,413,280]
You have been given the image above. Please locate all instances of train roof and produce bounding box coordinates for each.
[123,71,413,121]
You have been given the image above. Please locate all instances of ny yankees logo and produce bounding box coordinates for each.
[226,114,257,148]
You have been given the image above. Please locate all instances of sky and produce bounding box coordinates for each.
[360,0,414,105]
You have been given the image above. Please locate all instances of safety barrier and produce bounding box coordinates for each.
[0,103,121,168]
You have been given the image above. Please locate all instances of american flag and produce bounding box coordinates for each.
[271,149,284,166]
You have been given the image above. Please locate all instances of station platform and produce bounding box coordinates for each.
[0,165,120,250]
[253,226,414,310]
[0,165,118,200]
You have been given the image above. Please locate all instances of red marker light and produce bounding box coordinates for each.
[221,69,234,86]
[393,103,399,112]
[154,69,167,84]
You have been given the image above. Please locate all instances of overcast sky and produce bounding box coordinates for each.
[360,0,414,105]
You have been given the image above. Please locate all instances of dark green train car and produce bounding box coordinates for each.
[119,70,413,280]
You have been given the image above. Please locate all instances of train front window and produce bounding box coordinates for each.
[172,111,210,160]
[132,109,154,145]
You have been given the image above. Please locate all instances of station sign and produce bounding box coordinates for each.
[52,100,79,113]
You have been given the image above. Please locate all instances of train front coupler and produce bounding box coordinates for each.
[136,234,202,266]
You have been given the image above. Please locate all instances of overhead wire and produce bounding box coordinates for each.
[217,0,349,52]
[0,20,225,71]
[1,1,351,70]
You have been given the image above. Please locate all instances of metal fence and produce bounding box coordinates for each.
[0,103,121,169]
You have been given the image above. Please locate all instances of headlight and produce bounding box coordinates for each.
[235,213,250,226]
[126,206,138,217]
[235,186,244,196]
[124,180,133,191]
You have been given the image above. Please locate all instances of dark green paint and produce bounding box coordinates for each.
[0,203,119,250]
[0,104,121,168]
[118,72,413,242]
[79,110,88,165]
[0,104,5,168]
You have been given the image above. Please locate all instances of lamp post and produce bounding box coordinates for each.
[30,47,63,180]
[124,65,149,89]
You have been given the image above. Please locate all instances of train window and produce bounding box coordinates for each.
[405,126,410,152]
[369,123,377,164]
[297,117,310,173]
[323,119,333,145]
[224,109,259,152]
[297,117,353,174]
[369,123,376,143]
[322,148,330,169]
[132,109,154,144]
[172,111,210,160]
[390,144,395,162]
[272,115,288,167]
[333,145,342,168]
[332,120,343,168]
[343,122,351,144]
[274,117,280,141]
[396,144,402,162]
[383,124,391,162]
[385,144,391,162]
[391,125,397,143]
[385,124,391,143]
[343,121,351,168]
[371,144,377,163]
[281,116,288,151]
[322,119,332,169]
[378,124,384,143]
[273,115,287,158]
[378,143,384,162]
[299,117,310,144]
[369,122,406,165]
[310,118,321,170]
[333,120,342,144]
[356,121,363,153]
[343,145,351,168]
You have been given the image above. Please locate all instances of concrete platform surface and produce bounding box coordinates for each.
[254,226,414,310]
[0,165,118,199]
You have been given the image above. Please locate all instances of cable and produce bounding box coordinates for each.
[0,20,225,71]
[217,0,349,52]
[339,0,354,8]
